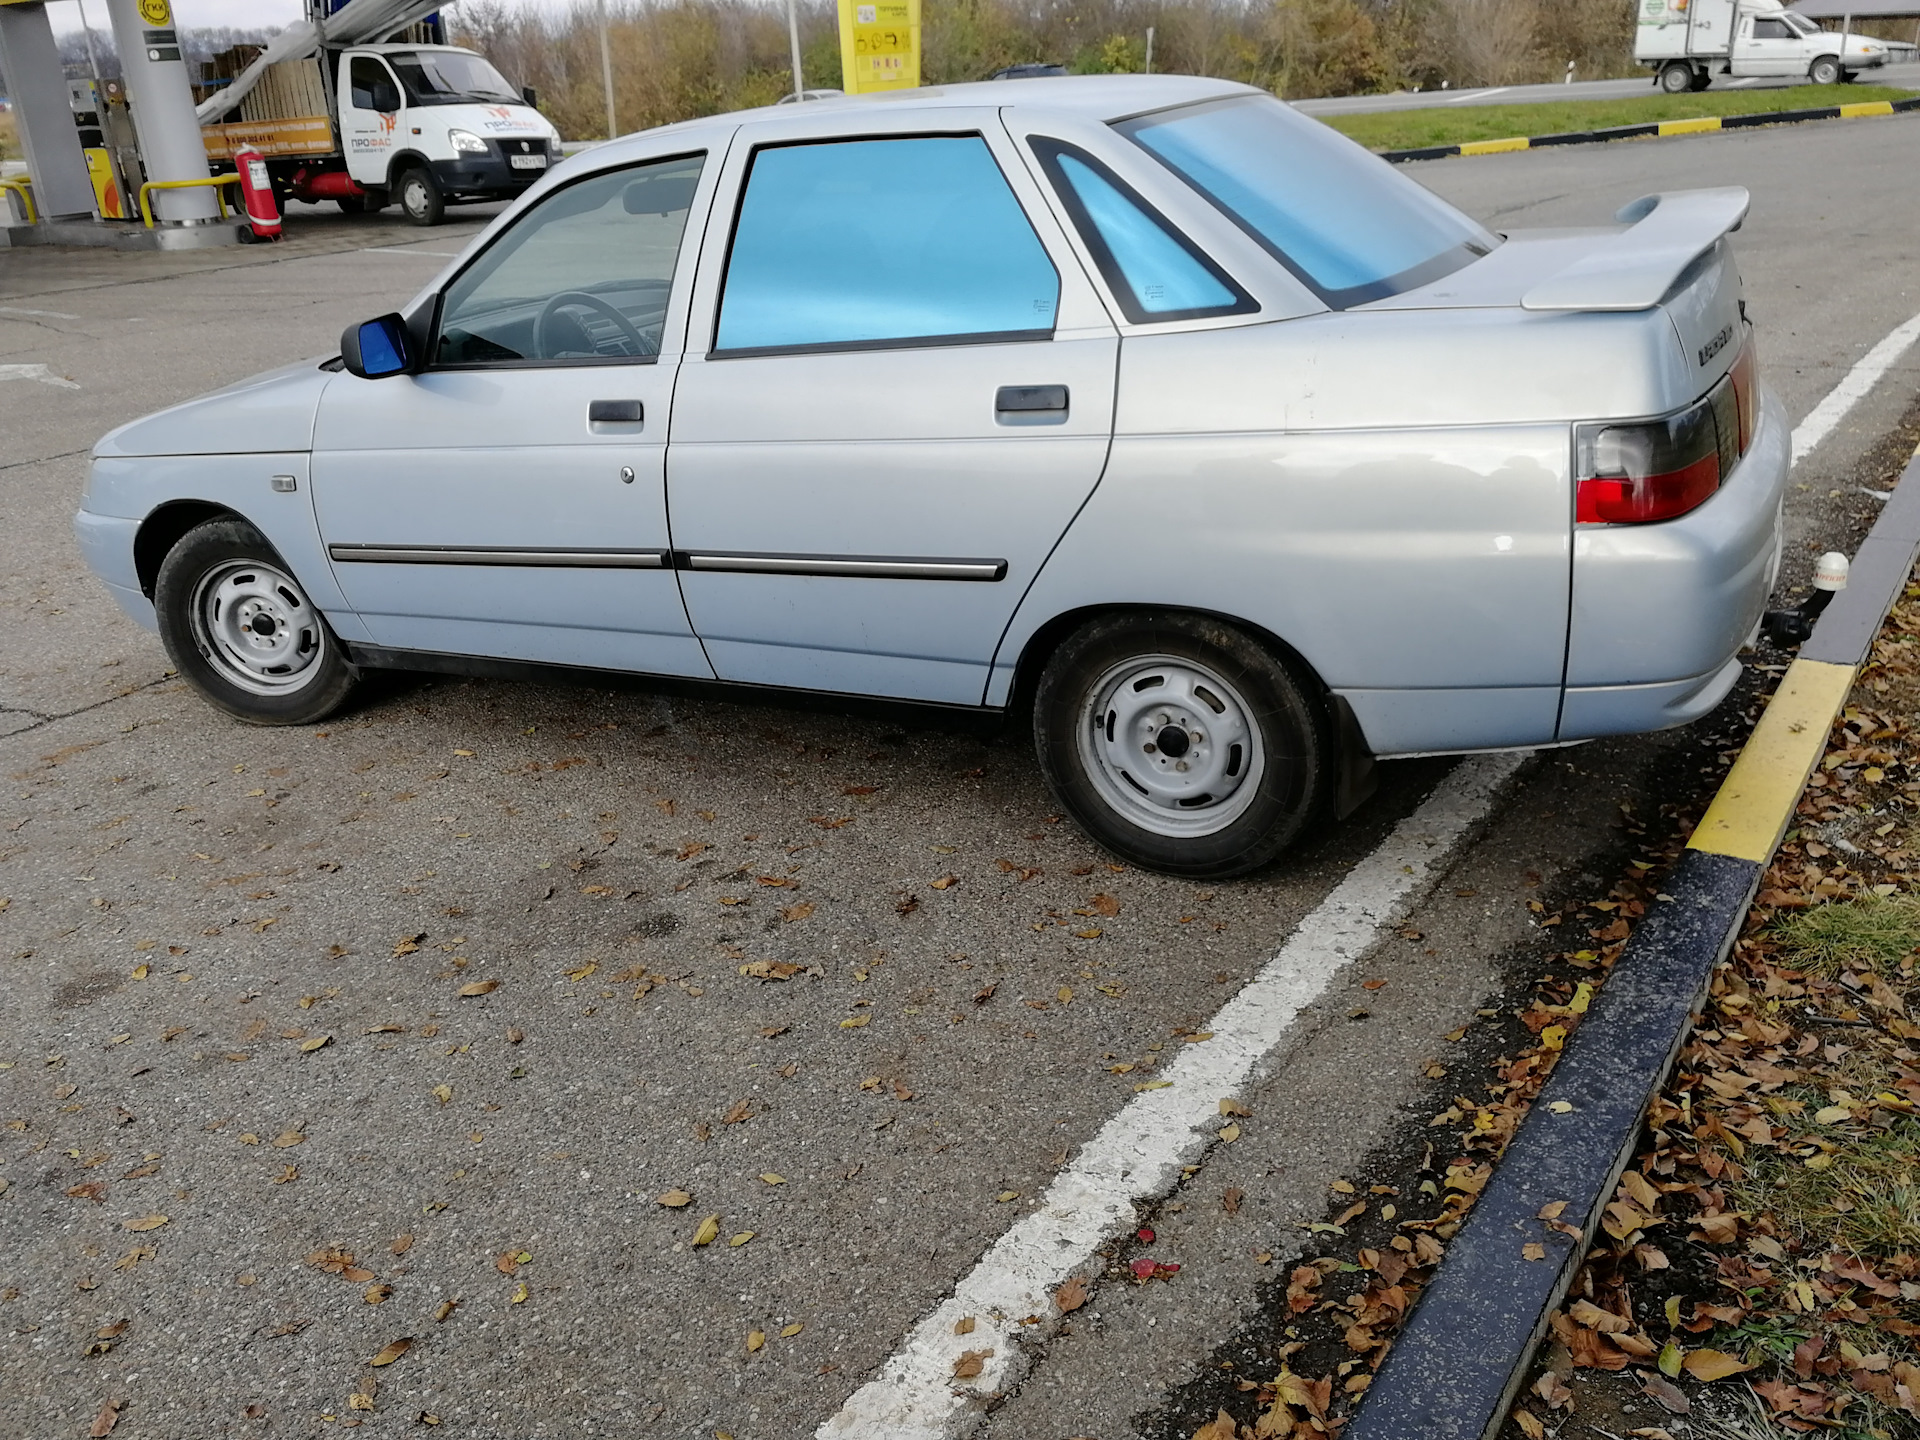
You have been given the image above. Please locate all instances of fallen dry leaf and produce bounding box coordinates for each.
[1054,1276,1089,1313]
[434,1299,457,1322]
[369,1338,412,1367]
[721,1100,752,1125]
[747,1330,765,1352]
[658,1189,693,1208]
[953,1315,976,1335]
[457,980,499,997]
[298,1036,331,1053]
[1681,1348,1753,1383]
[89,1399,121,1437]
[952,1348,993,1380]
[1191,1412,1237,1440]
[930,874,957,890]
[123,1215,167,1232]
[391,1234,414,1256]
[692,1214,720,1247]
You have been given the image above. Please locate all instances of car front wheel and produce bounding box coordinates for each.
[154,518,357,725]
[1810,55,1842,85]
[398,167,444,226]
[1033,612,1334,878]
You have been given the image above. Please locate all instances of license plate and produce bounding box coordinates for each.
[510,153,548,170]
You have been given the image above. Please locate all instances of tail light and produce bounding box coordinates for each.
[1576,328,1755,526]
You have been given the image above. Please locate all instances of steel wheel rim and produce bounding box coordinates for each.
[1076,653,1265,838]
[189,559,327,696]
[404,177,429,215]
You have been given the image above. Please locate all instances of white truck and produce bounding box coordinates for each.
[200,43,562,226]
[1636,0,1891,93]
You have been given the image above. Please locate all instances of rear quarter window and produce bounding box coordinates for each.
[1118,95,1497,309]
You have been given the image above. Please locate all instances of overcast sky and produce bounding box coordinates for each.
[47,0,574,35]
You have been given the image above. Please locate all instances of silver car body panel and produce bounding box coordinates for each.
[75,74,1791,763]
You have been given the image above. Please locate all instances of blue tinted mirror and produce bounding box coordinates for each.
[341,313,411,379]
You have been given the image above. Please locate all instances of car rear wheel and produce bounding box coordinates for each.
[1033,612,1333,878]
[1810,55,1842,85]
[398,167,444,226]
[154,519,357,725]
[1659,62,1696,94]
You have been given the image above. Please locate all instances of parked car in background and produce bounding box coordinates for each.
[77,77,1788,877]
[1637,0,1890,90]
[989,63,1070,79]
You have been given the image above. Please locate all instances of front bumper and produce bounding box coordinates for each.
[74,508,157,630]
[430,141,553,198]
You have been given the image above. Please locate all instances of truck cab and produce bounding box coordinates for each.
[1637,0,1889,92]
[336,44,561,224]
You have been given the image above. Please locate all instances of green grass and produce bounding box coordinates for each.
[1771,893,1920,975]
[1321,83,1917,153]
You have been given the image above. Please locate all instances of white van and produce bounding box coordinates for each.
[202,44,563,226]
[1636,0,1889,92]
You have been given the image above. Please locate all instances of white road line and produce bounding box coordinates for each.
[1791,309,1920,465]
[819,751,1530,1440]
[0,305,82,321]
[1446,86,1509,103]
[361,246,463,257]
[0,363,80,389]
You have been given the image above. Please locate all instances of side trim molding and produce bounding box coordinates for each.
[329,544,669,569]
[680,551,1008,582]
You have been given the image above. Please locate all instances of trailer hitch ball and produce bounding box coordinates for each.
[1762,551,1849,648]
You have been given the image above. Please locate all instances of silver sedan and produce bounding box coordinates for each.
[75,76,1788,877]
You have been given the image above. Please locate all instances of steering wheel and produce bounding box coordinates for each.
[534,291,654,359]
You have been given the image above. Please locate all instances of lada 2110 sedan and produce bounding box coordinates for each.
[76,76,1788,878]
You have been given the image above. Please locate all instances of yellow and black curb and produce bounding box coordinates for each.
[1381,95,1920,164]
[1348,449,1920,1440]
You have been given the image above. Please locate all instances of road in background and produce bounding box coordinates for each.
[1,116,1917,1440]
[1297,60,1920,115]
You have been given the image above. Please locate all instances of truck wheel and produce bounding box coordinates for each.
[1689,68,1713,91]
[398,167,444,227]
[1810,55,1842,85]
[154,519,358,726]
[335,195,369,214]
[1659,61,1695,94]
[1032,611,1334,879]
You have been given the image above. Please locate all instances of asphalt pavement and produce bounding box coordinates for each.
[2,114,1919,1440]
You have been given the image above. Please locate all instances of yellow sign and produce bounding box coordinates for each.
[837,0,920,94]
[138,0,172,24]
[84,148,125,220]
[201,116,334,160]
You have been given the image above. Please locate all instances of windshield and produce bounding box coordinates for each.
[387,50,520,106]
[1783,12,1819,34]
[1118,95,1497,308]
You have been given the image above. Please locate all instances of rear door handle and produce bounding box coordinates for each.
[995,385,1067,417]
[588,399,644,424]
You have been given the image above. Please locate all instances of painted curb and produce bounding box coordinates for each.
[1348,445,1920,1440]
[1379,93,1920,164]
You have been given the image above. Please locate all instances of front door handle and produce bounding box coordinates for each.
[995,385,1067,417]
[588,399,644,424]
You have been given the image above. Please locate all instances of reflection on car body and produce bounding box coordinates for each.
[76,76,1790,878]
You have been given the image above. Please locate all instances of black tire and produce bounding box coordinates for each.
[154,518,358,726]
[1659,62,1695,94]
[397,166,444,227]
[1689,68,1713,91]
[1810,55,1842,86]
[334,193,380,214]
[1032,612,1334,879]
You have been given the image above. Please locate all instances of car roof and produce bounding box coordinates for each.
[591,74,1262,154]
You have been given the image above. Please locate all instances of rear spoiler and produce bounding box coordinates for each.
[1519,187,1750,313]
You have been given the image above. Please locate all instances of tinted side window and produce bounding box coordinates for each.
[349,57,393,111]
[1033,141,1253,325]
[714,136,1060,354]
[1751,18,1791,38]
[435,155,704,367]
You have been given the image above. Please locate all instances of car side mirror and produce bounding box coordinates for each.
[521,85,538,109]
[340,313,413,379]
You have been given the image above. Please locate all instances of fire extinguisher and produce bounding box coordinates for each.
[233,146,282,242]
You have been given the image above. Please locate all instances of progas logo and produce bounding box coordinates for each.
[1698,323,1734,368]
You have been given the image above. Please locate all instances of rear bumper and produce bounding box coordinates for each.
[1559,381,1788,738]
